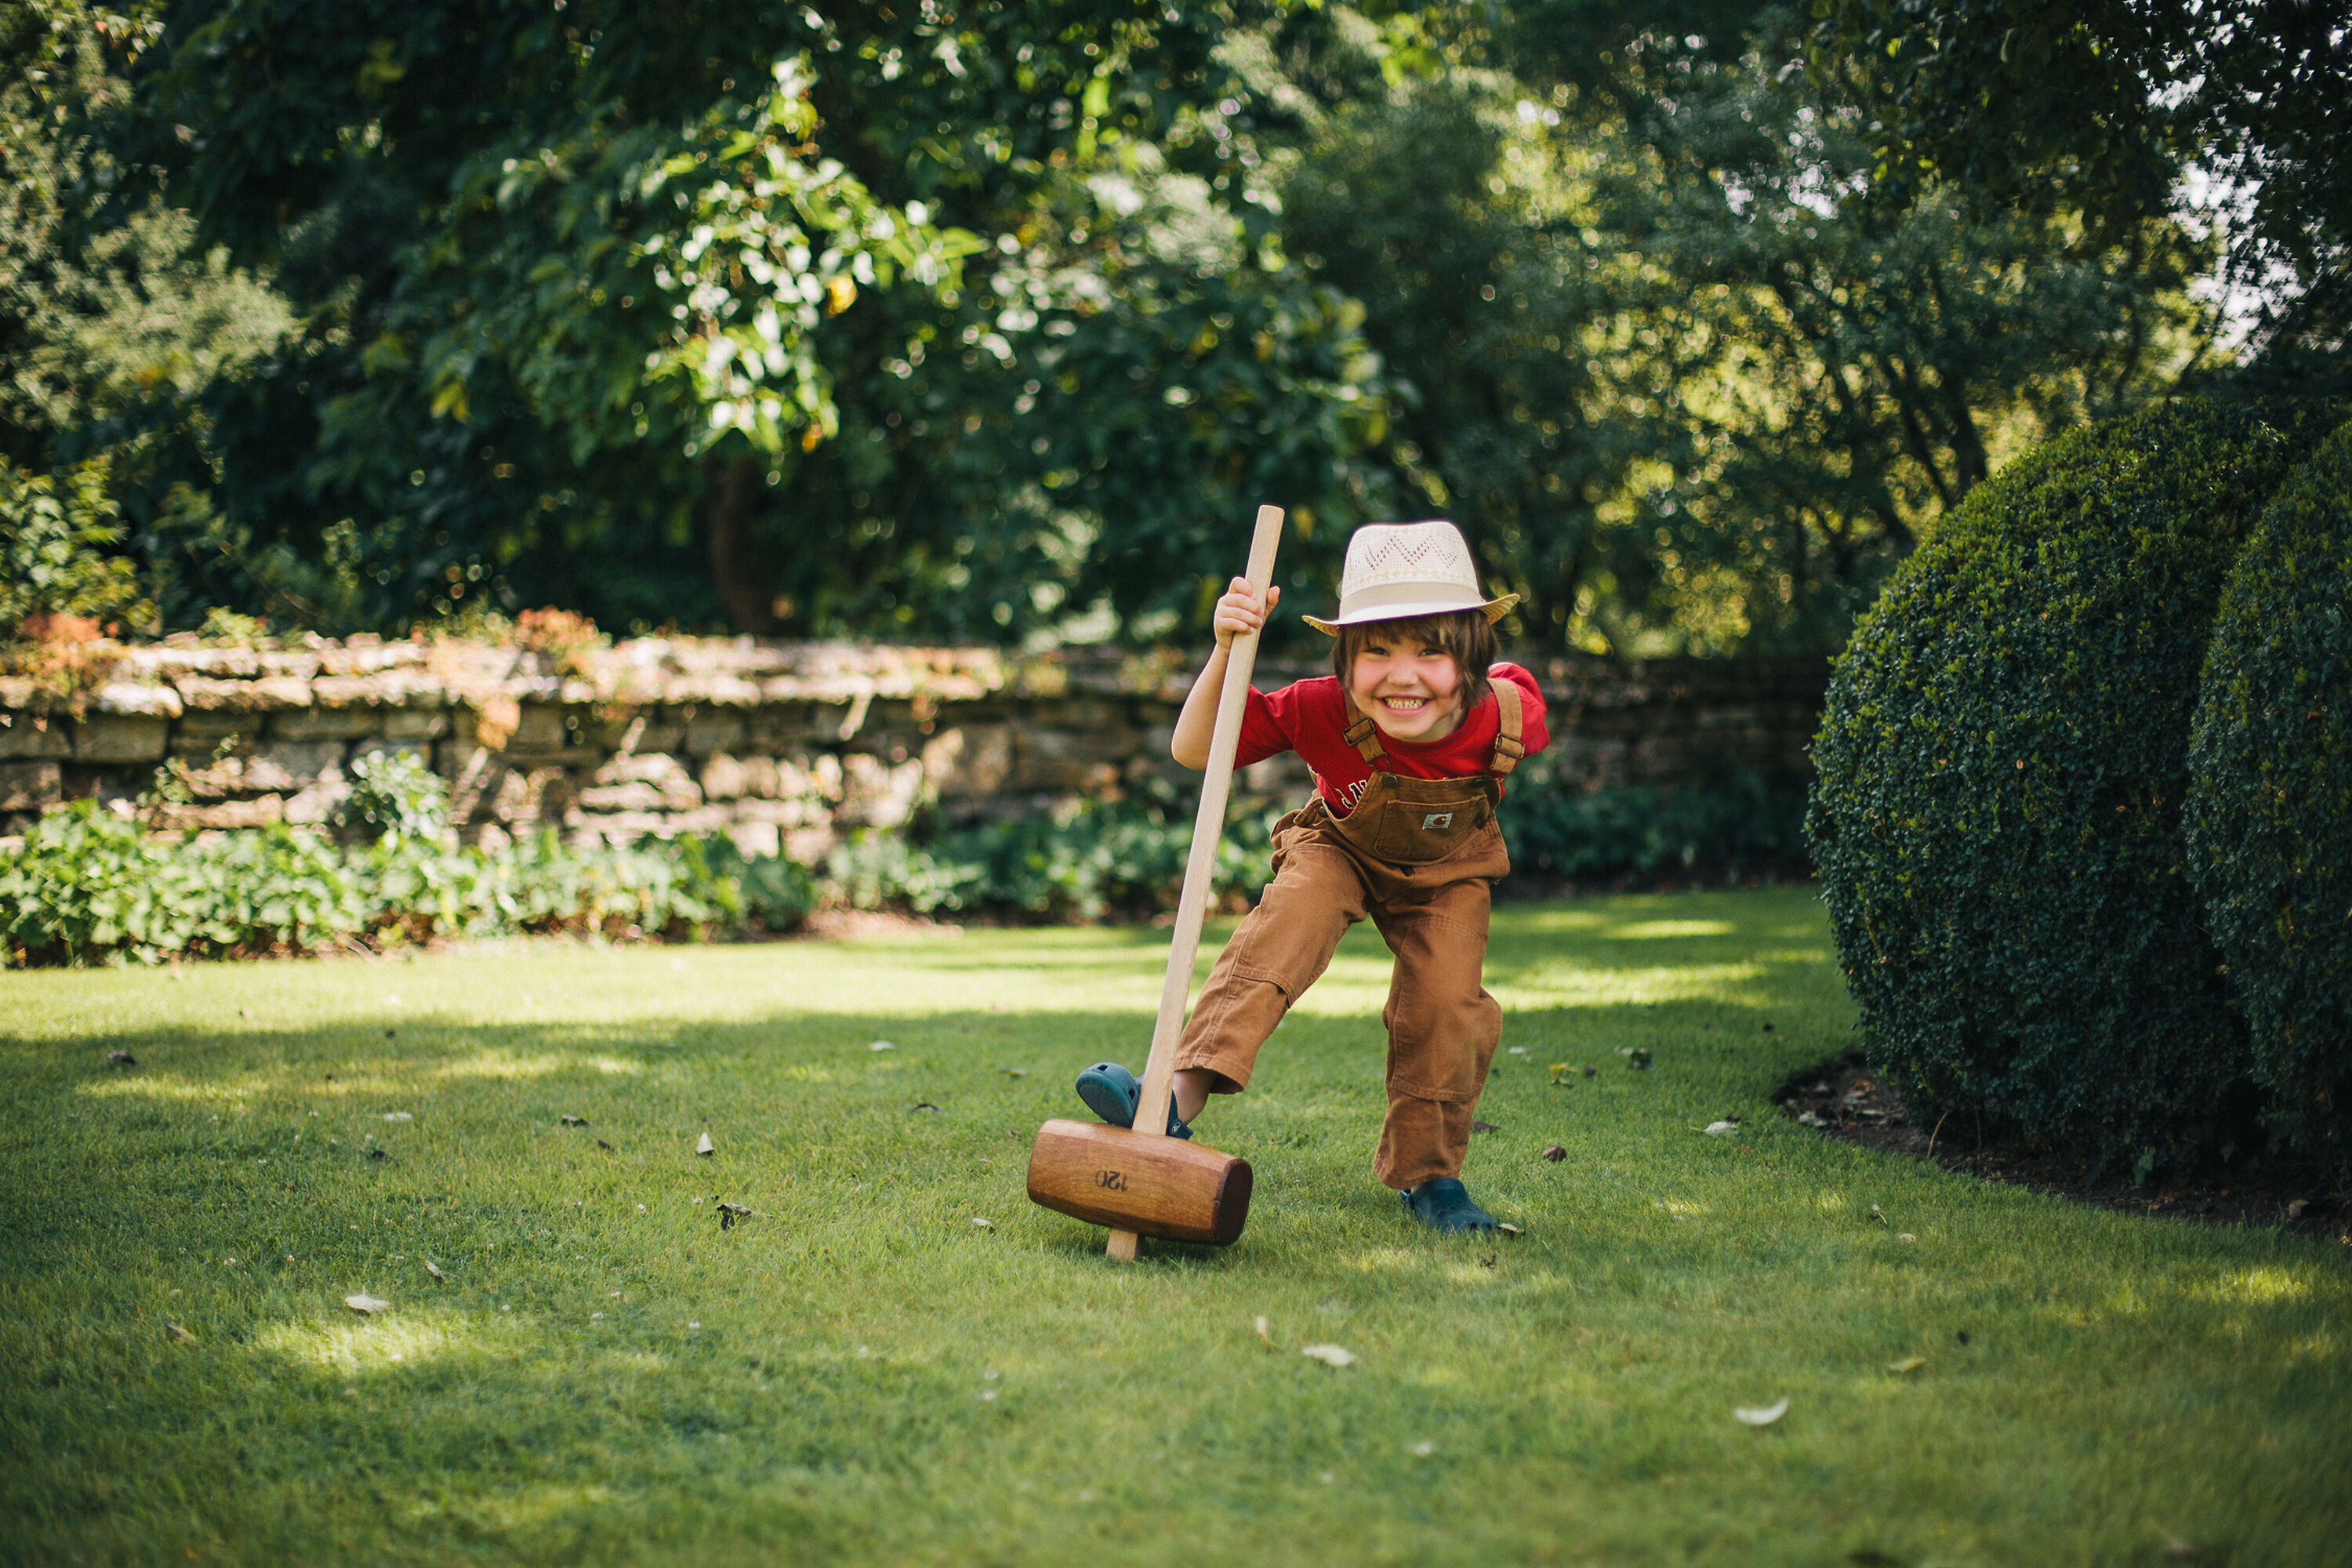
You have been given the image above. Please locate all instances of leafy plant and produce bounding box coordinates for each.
[2187,420,2352,1167]
[825,786,1283,921]
[0,456,149,634]
[335,748,449,848]
[0,802,815,967]
[196,607,268,646]
[1499,755,1809,882]
[1807,396,2341,1174]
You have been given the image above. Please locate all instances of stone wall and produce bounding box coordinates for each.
[0,637,1829,858]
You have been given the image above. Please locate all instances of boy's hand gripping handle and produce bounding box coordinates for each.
[1109,503,1284,1262]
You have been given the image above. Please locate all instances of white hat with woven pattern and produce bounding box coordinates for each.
[1302,520,1521,633]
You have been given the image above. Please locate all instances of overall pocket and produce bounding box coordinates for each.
[1340,778,1496,866]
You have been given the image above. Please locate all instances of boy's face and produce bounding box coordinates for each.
[1347,627,1467,743]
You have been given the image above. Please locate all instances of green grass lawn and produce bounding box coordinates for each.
[4,887,2347,1566]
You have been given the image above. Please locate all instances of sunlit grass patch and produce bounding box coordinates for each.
[1603,919,1737,938]
[255,1309,478,1375]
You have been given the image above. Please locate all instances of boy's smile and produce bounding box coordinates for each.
[1349,636,1468,744]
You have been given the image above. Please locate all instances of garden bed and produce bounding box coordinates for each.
[1777,1054,2350,1243]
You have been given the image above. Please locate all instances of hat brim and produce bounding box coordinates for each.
[1303,593,1521,635]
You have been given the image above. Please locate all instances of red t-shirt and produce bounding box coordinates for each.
[1236,663,1551,817]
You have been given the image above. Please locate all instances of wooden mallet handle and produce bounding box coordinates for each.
[1109,503,1285,1262]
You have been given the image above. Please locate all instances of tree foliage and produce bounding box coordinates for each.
[84,0,1398,640]
[0,0,2328,652]
[1267,3,2209,653]
[1808,0,2352,389]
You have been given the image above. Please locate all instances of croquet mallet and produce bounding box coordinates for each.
[1024,503,1284,1259]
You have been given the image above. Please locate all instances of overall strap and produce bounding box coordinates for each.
[1338,691,1390,767]
[1489,678,1526,778]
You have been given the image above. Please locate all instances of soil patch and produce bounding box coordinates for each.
[1777,1054,2350,1244]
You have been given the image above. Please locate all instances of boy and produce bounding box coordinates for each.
[1073,521,1550,1231]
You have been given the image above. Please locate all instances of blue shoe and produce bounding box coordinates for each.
[1401,1177,1497,1232]
[1074,1062,1193,1139]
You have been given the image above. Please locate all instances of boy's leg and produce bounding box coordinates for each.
[1367,874,1501,1191]
[1171,819,1367,1096]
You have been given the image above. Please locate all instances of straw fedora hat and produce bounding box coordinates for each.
[1301,520,1522,634]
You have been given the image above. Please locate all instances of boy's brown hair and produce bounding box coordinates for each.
[1330,609,1497,720]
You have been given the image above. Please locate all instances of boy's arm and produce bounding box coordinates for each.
[1171,578,1281,769]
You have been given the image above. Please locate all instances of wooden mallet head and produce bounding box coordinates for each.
[1025,1119,1252,1246]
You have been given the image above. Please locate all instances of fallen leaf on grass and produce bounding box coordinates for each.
[1469,1120,1499,1134]
[970,1217,993,1229]
[912,1103,942,1113]
[1254,1315,1275,1350]
[1541,1146,1566,1162]
[1300,1344,1356,1368]
[367,1149,390,1163]
[1887,1357,1926,1375]
[1797,1111,1826,1127]
[165,1322,196,1344]
[1508,1047,1529,1054]
[344,1294,390,1315]
[2286,1199,2308,1221]
[1497,1223,1523,1238]
[716,1202,758,1231]
[1733,1399,1788,1426]
[1699,1120,1739,1136]
[1002,1068,1027,1078]
[695,1132,715,1156]
[423,1261,447,1284]
[596,1138,614,1151]
[383,1112,413,1122]
[869,1040,895,1052]
[106,1050,136,1069]
[1896,1233,1916,1243]
[561,1114,587,1127]
[1867,1203,1886,1224]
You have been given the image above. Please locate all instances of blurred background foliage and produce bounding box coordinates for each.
[2,0,2341,655]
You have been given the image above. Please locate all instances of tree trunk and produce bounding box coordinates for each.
[704,455,780,633]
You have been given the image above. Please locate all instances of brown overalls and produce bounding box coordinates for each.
[1173,682,1526,1189]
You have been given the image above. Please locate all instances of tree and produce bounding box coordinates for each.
[105,0,1392,640]
[2,0,296,632]
[1265,4,2205,653]
[1809,0,2352,390]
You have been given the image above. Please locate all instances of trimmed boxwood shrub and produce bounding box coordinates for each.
[1807,397,2339,1174]
[2187,421,2352,1167]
